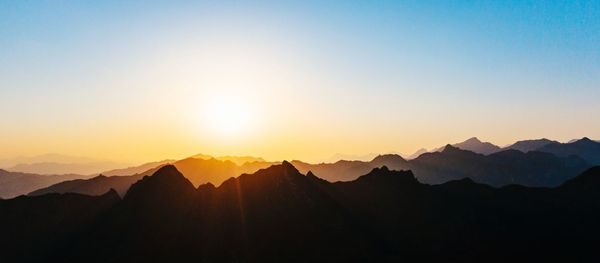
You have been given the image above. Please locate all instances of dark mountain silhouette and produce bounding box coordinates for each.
[29,174,145,197]
[59,163,379,262]
[0,189,120,262]
[410,145,589,187]
[290,154,410,182]
[407,148,428,159]
[0,169,89,199]
[292,146,589,187]
[100,159,174,176]
[536,137,600,165]
[444,137,502,155]
[28,157,278,197]
[503,138,558,152]
[3,164,600,262]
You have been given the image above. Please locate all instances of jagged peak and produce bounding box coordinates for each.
[124,165,195,200]
[465,137,482,143]
[442,144,460,152]
[576,137,594,143]
[101,188,121,200]
[356,165,416,183]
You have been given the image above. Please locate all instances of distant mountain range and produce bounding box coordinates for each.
[292,140,594,187]
[414,137,596,158]
[3,138,599,198]
[100,160,174,176]
[0,153,128,175]
[30,157,278,197]
[2,164,600,261]
[191,154,266,165]
[0,170,90,199]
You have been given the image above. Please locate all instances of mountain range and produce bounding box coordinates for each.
[2,163,600,262]
[29,157,277,197]
[3,137,599,198]
[0,153,128,175]
[292,141,593,187]
[0,170,90,199]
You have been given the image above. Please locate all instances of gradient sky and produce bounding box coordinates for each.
[1,1,599,163]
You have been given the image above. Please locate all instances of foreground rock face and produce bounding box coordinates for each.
[2,164,600,262]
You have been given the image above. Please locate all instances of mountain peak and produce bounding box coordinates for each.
[355,165,417,185]
[124,165,195,200]
[442,144,460,152]
[453,137,501,155]
[371,154,407,164]
[102,188,121,200]
[465,137,481,143]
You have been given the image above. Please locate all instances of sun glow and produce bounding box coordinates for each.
[202,95,254,138]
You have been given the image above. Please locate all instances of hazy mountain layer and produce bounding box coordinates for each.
[29,158,278,197]
[0,170,89,199]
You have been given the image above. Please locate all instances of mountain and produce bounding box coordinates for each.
[28,157,278,197]
[0,153,101,168]
[60,163,378,262]
[536,137,600,165]
[323,152,380,162]
[4,164,600,262]
[407,148,428,159]
[450,137,502,155]
[6,161,128,175]
[191,154,266,165]
[29,174,145,197]
[0,169,89,199]
[290,154,409,182]
[503,138,558,152]
[167,157,277,186]
[0,189,120,262]
[100,160,174,176]
[0,154,128,175]
[410,145,590,187]
[292,146,588,187]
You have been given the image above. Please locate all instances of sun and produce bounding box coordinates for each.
[203,96,253,137]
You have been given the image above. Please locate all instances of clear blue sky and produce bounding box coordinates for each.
[1,1,599,162]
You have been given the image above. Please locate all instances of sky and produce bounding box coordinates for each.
[1,0,599,163]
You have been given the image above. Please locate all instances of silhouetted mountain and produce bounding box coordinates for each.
[4,164,600,262]
[29,174,144,197]
[503,138,558,152]
[411,145,590,187]
[291,154,409,182]
[0,189,119,262]
[407,148,428,159]
[451,137,502,155]
[0,153,122,168]
[370,154,410,170]
[59,163,378,262]
[100,159,174,176]
[6,161,127,175]
[191,154,266,165]
[536,137,600,165]
[0,169,89,199]
[28,157,278,197]
[165,157,277,186]
[292,146,589,187]
[560,166,600,193]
